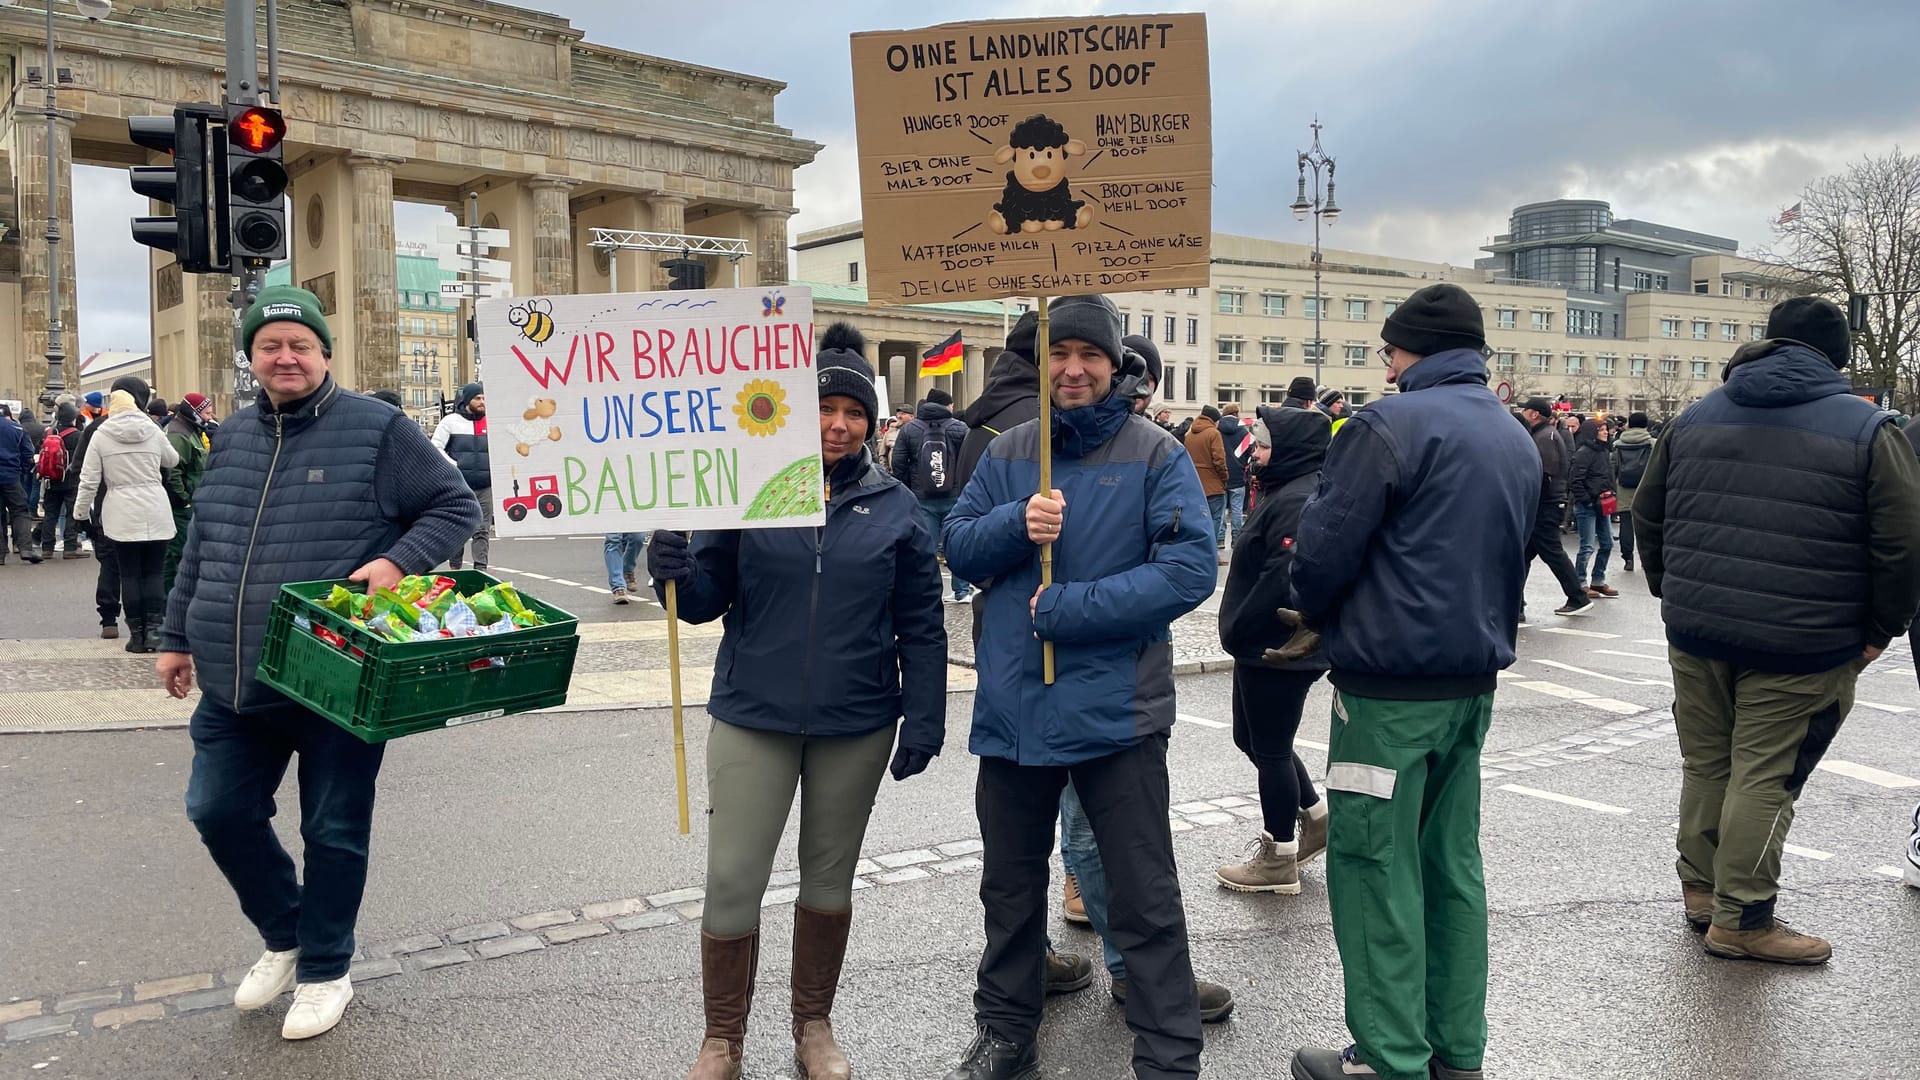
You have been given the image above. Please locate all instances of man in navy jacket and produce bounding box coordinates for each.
[1286,284,1537,1080]
[943,293,1215,1080]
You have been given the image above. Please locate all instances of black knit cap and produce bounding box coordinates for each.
[1287,376,1318,401]
[925,387,953,407]
[816,322,879,422]
[1382,283,1486,357]
[1044,294,1123,369]
[1005,310,1040,363]
[1764,296,1850,368]
[1123,334,1163,390]
[110,375,152,412]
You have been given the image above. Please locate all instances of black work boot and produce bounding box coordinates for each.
[1042,948,1091,995]
[1431,1059,1485,1079]
[944,1024,1038,1080]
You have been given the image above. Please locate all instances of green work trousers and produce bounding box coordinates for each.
[1324,689,1493,1080]
[700,718,895,937]
[1670,648,1860,930]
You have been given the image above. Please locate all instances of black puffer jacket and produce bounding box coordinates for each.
[159,377,482,712]
[1528,415,1571,505]
[664,449,947,756]
[956,343,1039,494]
[891,399,966,495]
[1568,419,1615,506]
[1216,414,1248,488]
[1219,407,1330,672]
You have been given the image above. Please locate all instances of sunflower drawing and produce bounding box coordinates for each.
[733,379,790,437]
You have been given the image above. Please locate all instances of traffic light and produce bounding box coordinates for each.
[1847,292,1869,334]
[664,257,706,290]
[128,104,223,273]
[224,103,288,268]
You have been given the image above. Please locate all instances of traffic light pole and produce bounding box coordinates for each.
[39,0,65,414]
[224,0,269,410]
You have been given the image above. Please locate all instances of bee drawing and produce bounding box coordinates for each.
[508,298,556,344]
[761,293,785,318]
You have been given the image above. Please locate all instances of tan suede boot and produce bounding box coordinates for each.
[791,905,853,1080]
[685,929,759,1080]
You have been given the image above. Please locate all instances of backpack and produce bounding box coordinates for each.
[37,428,72,481]
[1615,440,1652,489]
[912,418,966,499]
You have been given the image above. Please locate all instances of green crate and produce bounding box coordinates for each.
[257,570,581,743]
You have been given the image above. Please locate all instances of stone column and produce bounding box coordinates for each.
[648,194,689,289]
[350,156,400,392]
[528,177,577,296]
[16,111,77,401]
[752,208,796,287]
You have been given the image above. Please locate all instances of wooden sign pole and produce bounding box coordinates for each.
[1037,297,1055,686]
[665,578,691,835]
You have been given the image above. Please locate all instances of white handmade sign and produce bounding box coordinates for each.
[478,285,825,535]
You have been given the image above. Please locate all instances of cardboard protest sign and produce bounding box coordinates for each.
[477,286,825,536]
[850,14,1211,306]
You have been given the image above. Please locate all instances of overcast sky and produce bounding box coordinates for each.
[71,0,1920,360]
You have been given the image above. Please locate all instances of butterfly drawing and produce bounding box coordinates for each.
[762,293,785,318]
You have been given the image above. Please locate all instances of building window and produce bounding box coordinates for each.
[1163,317,1175,345]
[1531,353,1551,375]
[1597,396,1617,413]
[1383,300,1400,316]
[1140,314,1154,340]
[1185,367,1197,401]
[1186,317,1198,345]
[1660,318,1680,338]
[1565,353,1584,375]
[1598,355,1618,376]
[848,262,859,283]
[1693,280,1709,294]
[1750,323,1765,341]
[1496,308,1517,329]
[1344,344,1369,367]
[1261,292,1286,317]
[1260,385,1288,405]
[1347,390,1370,406]
[1494,351,1517,373]
[1720,322,1736,342]
[1531,311,1551,332]
[1218,291,1245,315]
[1303,341,1328,362]
[1260,339,1287,364]
[1165,289,1177,296]
[1631,356,1649,378]
[1631,271,1653,291]
[1661,357,1680,377]
[1303,296,1323,320]
[1217,338,1244,364]
[1120,312,1131,335]
[1346,299,1368,321]
[1692,359,1709,380]
[1655,275,1669,290]
[1742,283,1753,299]
[1187,288,1199,298]
[1216,385,1245,405]
[1692,319,1709,340]
[1161,364,1177,401]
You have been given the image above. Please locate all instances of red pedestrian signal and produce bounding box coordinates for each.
[229,106,286,155]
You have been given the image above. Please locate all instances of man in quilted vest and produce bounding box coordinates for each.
[155,285,480,1040]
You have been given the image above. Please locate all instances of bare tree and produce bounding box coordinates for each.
[1764,149,1920,409]
[1564,370,1607,413]
[1633,361,1694,421]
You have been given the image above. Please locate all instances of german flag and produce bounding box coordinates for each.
[920,331,964,377]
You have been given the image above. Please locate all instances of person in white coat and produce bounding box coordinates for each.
[75,388,179,653]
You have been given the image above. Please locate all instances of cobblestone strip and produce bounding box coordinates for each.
[1,726,1666,1044]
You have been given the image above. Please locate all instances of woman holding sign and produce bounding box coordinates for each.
[648,322,948,1080]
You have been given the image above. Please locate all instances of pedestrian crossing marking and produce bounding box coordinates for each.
[1855,701,1914,715]
[1593,649,1668,663]
[1531,658,1671,688]
[1534,627,1620,639]
[1874,866,1906,879]
[1635,639,1667,648]
[1296,737,1329,751]
[517,571,552,579]
[1176,712,1228,729]
[1783,843,1833,861]
[1497,784,1630,815]
[550,578,585,587]
[1508,680,1645,715]
[1817,760,1920,789]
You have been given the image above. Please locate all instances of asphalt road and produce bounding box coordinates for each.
[3,536,1918,1078]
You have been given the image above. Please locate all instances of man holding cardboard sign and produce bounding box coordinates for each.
[943,294,1215,1080]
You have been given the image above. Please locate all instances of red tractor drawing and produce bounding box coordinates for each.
[502,475,564,521]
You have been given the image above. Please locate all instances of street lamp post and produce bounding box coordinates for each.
[4,0,111,413]
[1288,119,1341,390]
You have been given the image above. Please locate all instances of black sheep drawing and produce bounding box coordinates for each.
[989,114,1093,234]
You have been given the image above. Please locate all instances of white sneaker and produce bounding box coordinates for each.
[232,948,299,1011]
[281,975,352,1040]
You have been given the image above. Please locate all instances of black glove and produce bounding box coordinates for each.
[1263,607,1324,664]
[646,530,694,584]
[889,745,932,782]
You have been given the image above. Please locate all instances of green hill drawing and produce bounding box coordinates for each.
[743,455,824,521]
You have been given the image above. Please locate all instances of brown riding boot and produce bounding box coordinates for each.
[685,928,759,1080]
[791,904,853,1080]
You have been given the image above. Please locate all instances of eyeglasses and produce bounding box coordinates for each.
[1376,344,1396,367]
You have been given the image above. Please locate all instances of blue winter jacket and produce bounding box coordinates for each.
[1290,348,1540,700]
[0,416,31,483]
[945,389,1215,766]
[664,449,948,756]
[158,378,482,712]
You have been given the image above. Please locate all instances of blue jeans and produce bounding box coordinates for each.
[1574,502,1613,586]
[184,697,386,983]
[1060,782,1125,978]
[1207,492,1227,546]
[604,532,648,591]
[918,497,970,599]
[25,472,40,519]
[1225,486,1245,542]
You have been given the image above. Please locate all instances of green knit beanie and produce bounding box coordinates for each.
[243,285,333,356]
